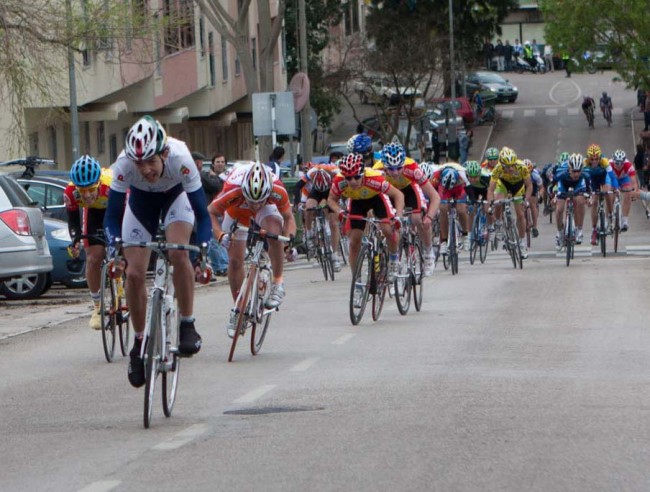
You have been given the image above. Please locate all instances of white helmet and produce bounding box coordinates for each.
[568,153,584,172]
[241,162,274,203]
[124,116,168,161]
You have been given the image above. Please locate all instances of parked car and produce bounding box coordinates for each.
[16,174,69,221]
[428,97,475,127]
[459,71,518,103]
[354,72,424,106]
[0,174,52,289]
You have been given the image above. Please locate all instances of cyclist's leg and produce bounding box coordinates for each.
[256,205,285,281]
[221,212,249,300]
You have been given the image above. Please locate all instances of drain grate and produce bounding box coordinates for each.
[223,406,324,416]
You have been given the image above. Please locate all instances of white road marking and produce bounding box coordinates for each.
[77,481,121,492]
[152,423,209,451]
[233,385,277,404]
[332,334,356,345]
[567,108,580,115]
[523,109,536,117]
[549,78,582,106]
[545,108,558,116]
[626,245,650,255]
[290,357,320,372]
[501,110,514,118]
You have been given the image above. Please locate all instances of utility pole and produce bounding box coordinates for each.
[66,0,80,162]
[449,0,455,99]
[298,0,313,161]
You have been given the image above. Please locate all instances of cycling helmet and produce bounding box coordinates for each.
[568,153,584,172]
[70,155,101,187]
[346,133,373,154]
[499,146,518,166]
[485,147,499,161]
[419,162,436,181]
[545,165,555,181]
[465,160,482,177]
[602,91,608,98]
[612,149,626,163]
[339,153,364,177]
[558,151,570,165]
[522,159,534,172]
[241,162,274,203]
[586,144,601,159]
[440,168,459,189]
[311,169,332,192]
[124,116,168,161]
[381,142,406,169]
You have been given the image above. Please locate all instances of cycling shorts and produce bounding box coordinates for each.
[397,183,425,212]
[494,179,525,197]
[557,179,588,198]
[438,185,467,202]
[348,194,394,231]
[617,175,633,188]
[80,208,106,248]
[307,188,330,202]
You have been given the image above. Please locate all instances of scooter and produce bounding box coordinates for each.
[514,57,545,74]
[535,54,547,73]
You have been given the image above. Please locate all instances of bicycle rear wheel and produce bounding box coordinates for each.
[371,247,388,322]
[394,243,412,315]
[144,291,162,429]
[228,268,255,362]
[162,297,180,418]
[349,245,372,325]
[99,263,116,363]
[412,240,424,312]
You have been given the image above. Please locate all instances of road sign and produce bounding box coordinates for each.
[252,92,296,137]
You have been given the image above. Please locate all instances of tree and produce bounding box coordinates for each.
[540,0,650,89]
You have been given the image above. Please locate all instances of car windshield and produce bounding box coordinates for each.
[478,73,507,84]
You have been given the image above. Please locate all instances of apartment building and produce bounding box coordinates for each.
[0,0,287,167]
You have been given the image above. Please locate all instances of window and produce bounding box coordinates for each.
[29,132,39,156]
[164,0,195,55]
[109,134,118,162]
[221,35,228,80]
[344,0,360,36]
[97,0,113,51]
[97,122,105,154]
[208,32,215,86]
[199,15,205,57]
[48,126,57,161]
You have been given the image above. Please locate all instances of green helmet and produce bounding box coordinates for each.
[558,152,570,165]
[465,160,482,177]
[485,147,499,161]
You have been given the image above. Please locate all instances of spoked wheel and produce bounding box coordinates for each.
[599,209,607,257]
[469,218,479,265]
[162,297,180,418]
[442,250,449,270]
[412,241,424,312]
[325,250,335,281]
[317,247,329,281]
[251,270,273,355]
[394,243,412,315]
[371,249,388,322]
[479,218,489,264]
[228,269,254,362]
[100,264,116,363]
[525,208,533,248]
[613,205,620,253]
[565,215,574,267]
[339,237,349,266]
[349,245,372,325]
[116,276,130,356]
[251,313,272,355]
[144,292,162,429]
[449,225,458,275]
[507,221,522,269]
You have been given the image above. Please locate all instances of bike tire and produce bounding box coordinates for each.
[599,207,607,257]
[469,215,479,265]
[565,214,574,267]
[228,267,255,362]
[613,203,620,253]
[251,268,272,355]
[339,237,349,266]
[371,247,388,322]
[144,291,162,429]
[99,263,116,363]
[449,221,458,275]
[479,215,489,264]
[442,250,449,270]
[525,208,532,248]
[117,276,130,357]
[162,294,180,418]
[394,243,412,316]
[412,240,424,312]
[349,244,372,325]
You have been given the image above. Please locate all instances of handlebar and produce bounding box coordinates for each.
[230,224,292,243]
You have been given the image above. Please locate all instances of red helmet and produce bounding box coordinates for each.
[339,153,364,177]
[311,169,332,192]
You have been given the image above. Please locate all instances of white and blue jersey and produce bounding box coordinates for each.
[554,164,590,198]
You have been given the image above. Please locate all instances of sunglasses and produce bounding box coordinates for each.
[345,175,363,182]
[77,184,99,193]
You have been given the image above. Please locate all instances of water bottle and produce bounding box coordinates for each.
[373,253,380,273]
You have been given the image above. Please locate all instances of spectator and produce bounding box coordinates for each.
[562,51,571,78]
[637,88,646,111]
[513,39,523,66]
[458,130,470,164]
[495,39,505,72]
[267,146,285,177]
[329,151,344,163]
[644,91,650,131]
[192,151,222,203]
[633,143,646,190]
[504,40,514,72]
[483,39,495,70]
[211,153,228,180]
[543,44,554,72]
[472,90,483,123]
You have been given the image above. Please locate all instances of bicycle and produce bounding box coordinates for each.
[594,190,615,257]
[227,223,289,362]
[602,105,612,126]
[585,105,595,128]
[116,238,204,429]
[491,196,524,269]
[442,198,462,275]
[348,215,392,325]
[524,201,534,248]
[394,209,424,315]
[611,189,631,254]
[543,187,556,224]
[469,200,489,265]
[305,205,335,281]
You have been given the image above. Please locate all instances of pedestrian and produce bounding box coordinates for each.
[192,151,221,203]
[495,39,505,72]
[472,90,483,123]
[543,43,554,72]
[562,51,571,78]
[504,40,513,72]
[644,90,650,131]
[637,88,646,111]
[633,143,646,190]
[483,39,495,70]
[513,39,523,67]
[267,146,285,177]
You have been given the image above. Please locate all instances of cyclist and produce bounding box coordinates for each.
[486,147,533,259]
[609,149,637,231]
[347,133,375,168]
[64,155,114,330]
[104,116,211,388]
[299,165,342,271]
[373,142,441,276]
[582,95,596,128]
[208,162,297,338]
[553,153,590,249]
[523,159,542,237]
[600,91,613,122]
[464,160,493,237]
[481,147,499,172]
[326,153,404,281]
[431,162,471,254]
[585,144,618,245]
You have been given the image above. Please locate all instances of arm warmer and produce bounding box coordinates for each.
[187,188,213,245]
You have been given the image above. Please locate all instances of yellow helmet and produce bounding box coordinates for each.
[586,144,601,159]
[499,146,518,166]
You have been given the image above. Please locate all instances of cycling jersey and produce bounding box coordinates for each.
[490,161,530,184]
[64,168,113,247]
[431,163,469,202]
[468,169,492,189]
[296,164,338,202]
[481,159,498,172]
[600,96,612,108]
[586,155,617,189]
[64,168,112,211]
[372,158,428,190]
[554,164,590,197]
[330,168,390,200]
[610,159,635,187]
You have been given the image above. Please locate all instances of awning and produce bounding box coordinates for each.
[153,107,189,124]
[78,101,128,122]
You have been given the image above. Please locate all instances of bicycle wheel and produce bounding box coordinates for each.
[116,276,130,357]
[144,291,162,429]
[228,267,255,362]
[565,213,574,267]
[372,247,388,322]
[99,263,116,363]
[613,203,620,253]
[599,206,607,257]
[479,215,489,264]
[412,240,424,312]
[339,236,349,266]
[350,244,372,325]
[449,221,458,275]
[162,299,180,418]
[394,242,412,315]
[469,214,480,265]
[525,207,533,248]
[251,268,272,355]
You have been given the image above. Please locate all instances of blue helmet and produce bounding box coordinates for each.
[347,133,373,154]
[440,168,459,189]
[70,155,101,187]
[381,143,406,169]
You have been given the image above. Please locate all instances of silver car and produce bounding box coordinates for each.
[0,175,52,284]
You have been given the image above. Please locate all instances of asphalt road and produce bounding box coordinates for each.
[2,71,650,492]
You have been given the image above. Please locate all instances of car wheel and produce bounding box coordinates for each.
[0,272,49,300]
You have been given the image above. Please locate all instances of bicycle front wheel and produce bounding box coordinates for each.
[350,244,372,325]
[469,215,479,265]
[599,207,607,257]
[228,267,255,362]
[339,236,349,266]
[251,270,273,355]
[412,240,424,312]
[372,247,389,322]
[449,222,458,275]
[394,243,412,316]
[479,216,489,264]
[613,204,620,253]
[99,263,116,363]
[162,298,180,418]
[144,291,162,429]
[565,214,574,267]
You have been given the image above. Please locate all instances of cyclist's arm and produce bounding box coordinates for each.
[186,188,213,245]
[294,179,306,206]
[104,189,127,250]
[486,178,497,202]
[279,205,297,238]
[386,185,405,217]
[524,176,533,202]
[421,180,440,220]
[207,202,225,243]
[327,188,342,215]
